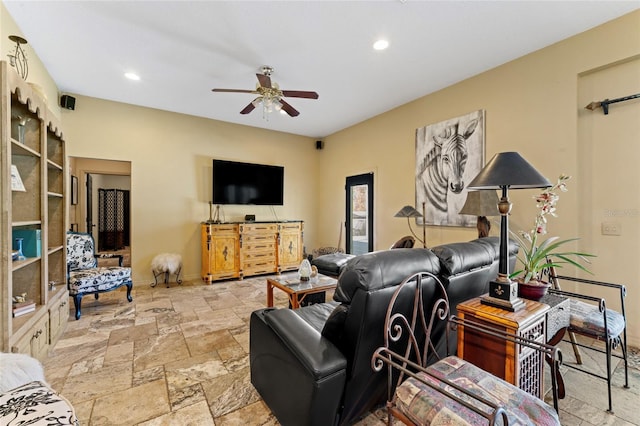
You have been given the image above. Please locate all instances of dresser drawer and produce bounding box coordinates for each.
[240,223,278,234]
[241,240,276,253]
[242,250,276,262]
[278,222,303,232]
[243,260,278,276]
[204,224,239,235]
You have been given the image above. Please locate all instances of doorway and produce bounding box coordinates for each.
[345,173,374,255]
[69,157,132,266]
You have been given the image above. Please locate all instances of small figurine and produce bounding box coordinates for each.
[13,293,27,303]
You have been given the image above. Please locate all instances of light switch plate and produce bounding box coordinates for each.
[601,222,621,236]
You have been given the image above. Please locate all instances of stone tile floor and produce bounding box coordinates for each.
[43,276,639,425]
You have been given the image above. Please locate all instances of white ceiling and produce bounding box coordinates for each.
[4,1,639,139]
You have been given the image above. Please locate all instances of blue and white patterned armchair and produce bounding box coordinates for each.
[66,232,133,320]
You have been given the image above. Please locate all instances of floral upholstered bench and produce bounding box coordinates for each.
[393,356,559,425]
[372,271,560,426]
[0,353,78,425]
[0,381,78,425]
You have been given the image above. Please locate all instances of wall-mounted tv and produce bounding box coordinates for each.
[212,159,284,205]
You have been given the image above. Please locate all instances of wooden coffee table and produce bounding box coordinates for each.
[266,273,338,309]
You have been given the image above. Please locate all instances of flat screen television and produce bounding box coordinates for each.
[212,159,284,205]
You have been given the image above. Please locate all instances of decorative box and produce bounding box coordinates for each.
[12,229,41,257]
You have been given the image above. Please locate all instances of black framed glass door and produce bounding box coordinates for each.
[345,173,373,254]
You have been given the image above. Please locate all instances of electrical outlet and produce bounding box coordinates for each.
[601,222,621,236]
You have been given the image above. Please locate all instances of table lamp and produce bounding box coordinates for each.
[458,190,500,238]
[394,203,426,248]
[467,152,551,311]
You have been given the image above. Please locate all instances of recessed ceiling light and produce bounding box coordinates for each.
[124,72,140,81]
[373,39,389,51]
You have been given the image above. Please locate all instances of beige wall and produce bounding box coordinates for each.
[319,11,640,345]
[61,96,317,283]
[577,57,640,346]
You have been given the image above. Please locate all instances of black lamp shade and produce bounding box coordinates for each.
[468,152,552,190]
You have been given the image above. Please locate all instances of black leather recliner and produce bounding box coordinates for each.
[250,240,511,426]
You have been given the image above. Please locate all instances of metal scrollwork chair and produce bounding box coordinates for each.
[546,266,628,414]
[371,272,561,425]
[66,232,133,320]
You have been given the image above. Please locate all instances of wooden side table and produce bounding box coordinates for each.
[457,296,550,398]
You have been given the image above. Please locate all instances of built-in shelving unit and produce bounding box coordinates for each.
[1,60,69,360]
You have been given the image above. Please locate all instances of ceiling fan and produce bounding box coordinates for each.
[212,66,319,117]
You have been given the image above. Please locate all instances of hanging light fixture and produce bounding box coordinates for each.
[256,82,284,119]
[7,35,28,79]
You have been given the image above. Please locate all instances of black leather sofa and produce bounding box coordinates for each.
[250,238,515,426]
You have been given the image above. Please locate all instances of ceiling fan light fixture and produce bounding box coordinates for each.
[263,96,274,110]
[212,65,316,119]
[260,95,281,120]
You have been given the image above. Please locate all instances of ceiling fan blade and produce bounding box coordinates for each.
[240,99,258,115]
[279,99,300,117]
[281,90,319,99]
[256,73,272,88]
[212,88,258,94]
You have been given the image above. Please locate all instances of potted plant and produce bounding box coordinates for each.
[510,174,595,300]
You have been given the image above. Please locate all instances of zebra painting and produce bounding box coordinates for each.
[415,110,485,227]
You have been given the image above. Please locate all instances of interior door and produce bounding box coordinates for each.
[85,174,93,237]
[345,173,373,255]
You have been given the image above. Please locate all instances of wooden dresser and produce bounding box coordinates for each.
[201,221,303,283]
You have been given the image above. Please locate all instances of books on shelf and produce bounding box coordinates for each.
[12,299,36,317]
[13,306,35,317]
